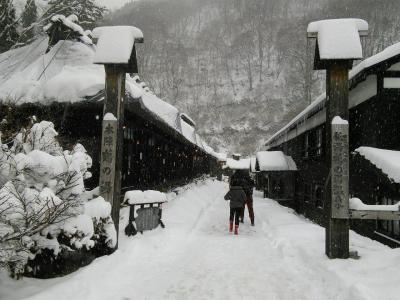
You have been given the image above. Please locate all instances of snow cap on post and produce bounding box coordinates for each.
[93,26,144,72]
[307,18,368,70]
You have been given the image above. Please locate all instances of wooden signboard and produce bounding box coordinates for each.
[331,122,349,219]
[99,117,118,210]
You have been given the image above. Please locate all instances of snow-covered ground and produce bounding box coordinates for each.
[1,179,399,300]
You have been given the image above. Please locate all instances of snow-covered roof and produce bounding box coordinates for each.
[44,14,93,46]
[256,151,297,172]
[224,158,250,170]
[180,117,197,145]
[213,152,227,162]
[181,113,196,127]
[307,19,368,60]
[266,41,400,149]
[355,147,400,184]
[0,38,104,102]
[0,38,215,156]
[124,190,167,205]
[93,26,144,64]
[350,41,400,80]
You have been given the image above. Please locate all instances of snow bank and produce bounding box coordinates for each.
[3,180,400,300]
[307,18,367,59]
[124,190,167,205]
[355,147,400,183]
[256,151,297,172]
[93,26,143,64]
[350,198,400,211]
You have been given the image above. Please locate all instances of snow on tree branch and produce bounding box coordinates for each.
[0,119,115,278]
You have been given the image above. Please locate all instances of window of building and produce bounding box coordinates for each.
[304,184,311,203]
[315,185,324,208]
[316,128,323,156]
[378,197,400,239]
[303,133,309,158]
[148,137,155,146]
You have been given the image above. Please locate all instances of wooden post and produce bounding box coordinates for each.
[93,25,144,247]
[325,64,350,259]
[307,18,368,259]
[99,65,126,247]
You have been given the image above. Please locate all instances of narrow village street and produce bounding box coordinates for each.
[1,179,398,300]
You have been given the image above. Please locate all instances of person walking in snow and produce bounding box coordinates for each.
[224,180,247,235]
[230,170,255,226]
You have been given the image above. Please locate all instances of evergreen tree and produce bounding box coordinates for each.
[43,0,107,29]
[21,0,38,43]
[0,0,20,53]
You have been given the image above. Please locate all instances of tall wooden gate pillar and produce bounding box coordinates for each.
[325,65,351,258]
[307,19,368,258]
[93,26,144,248]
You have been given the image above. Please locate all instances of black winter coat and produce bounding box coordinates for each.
[230,170,254,197]
[224,186,247,209]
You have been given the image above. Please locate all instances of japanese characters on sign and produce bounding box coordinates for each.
[331,123,349,219]
[99,119,118,203]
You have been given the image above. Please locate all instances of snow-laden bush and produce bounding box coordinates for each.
[0,120,116,278]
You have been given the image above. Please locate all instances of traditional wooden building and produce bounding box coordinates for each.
[222,157,251,177]
[264,42,400,246]
[0,27,220,194]
[255,151,297,202]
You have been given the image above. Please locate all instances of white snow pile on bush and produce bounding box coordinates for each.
[0,120,116,278]
[124,190,167,205]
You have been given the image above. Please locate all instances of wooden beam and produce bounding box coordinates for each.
[325,64,351,259]
[307,30,368,39]
[99,65,126,249]
[350,210,400,220]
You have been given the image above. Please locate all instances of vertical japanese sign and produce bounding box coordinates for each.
[99,115,118,205]
[331,121,349,219]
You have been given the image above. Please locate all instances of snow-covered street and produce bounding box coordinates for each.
[1,179,400,300]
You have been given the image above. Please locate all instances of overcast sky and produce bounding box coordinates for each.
[97,0,133,10]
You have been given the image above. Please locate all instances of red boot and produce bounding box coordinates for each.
[229,222,233,233]
[234,225,239,235]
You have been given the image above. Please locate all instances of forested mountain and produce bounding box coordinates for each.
[102,0,400,154]
[4,0,400,154]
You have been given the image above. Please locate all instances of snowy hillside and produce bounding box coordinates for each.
[104,0,400,155]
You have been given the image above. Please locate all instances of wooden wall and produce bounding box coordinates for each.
[0,101,217,194]
[267,84,400,245]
